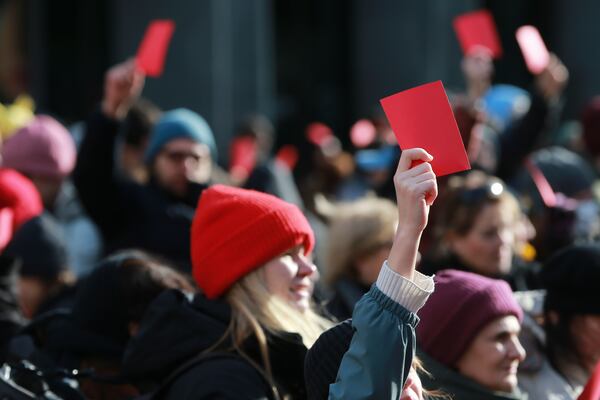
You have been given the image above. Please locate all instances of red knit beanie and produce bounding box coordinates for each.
[417,269,523,368]
[191,185,315,299]
[0,168,43,250]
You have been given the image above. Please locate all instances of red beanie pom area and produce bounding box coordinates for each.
[191,185,315,299]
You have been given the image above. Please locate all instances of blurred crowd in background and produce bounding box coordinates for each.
[0,1,600,399]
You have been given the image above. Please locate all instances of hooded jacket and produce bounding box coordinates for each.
[122,289,307,399]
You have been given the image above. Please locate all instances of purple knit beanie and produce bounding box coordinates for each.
[1,115,76,179]
[417,269,523,368]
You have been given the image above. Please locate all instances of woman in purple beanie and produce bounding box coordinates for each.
[417,269,526,399]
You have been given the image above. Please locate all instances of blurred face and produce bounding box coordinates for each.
[355,243,393,286]
[29,175,63,209]
[456,315,525,393]
[18,277,50,319]
[152,138,212,197]
[451,202,515,277]
[570,314,600,372]
[262,246,317,312]
[401,367,423,400]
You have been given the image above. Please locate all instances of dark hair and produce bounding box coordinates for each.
[116,252,195,323]
[543,310,580,372]
[122,99,161,147]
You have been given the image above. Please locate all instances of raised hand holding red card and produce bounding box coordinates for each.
[136,19,176,77]
[380,81,470,177]
[453,10,502,59]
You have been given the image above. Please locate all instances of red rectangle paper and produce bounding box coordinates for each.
[453,10,502,59]
[136,20,175,77]
[516,25,550,74]
[578,361,600,400]
[380,81,470,177]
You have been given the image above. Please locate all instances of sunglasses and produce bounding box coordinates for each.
[457,181,505,205]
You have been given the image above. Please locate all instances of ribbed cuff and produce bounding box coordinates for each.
[375,261,434,313]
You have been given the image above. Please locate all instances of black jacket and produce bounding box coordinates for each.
[325,278,369,322]
[122,290,308,399]
[73,111,207,271]
[0,255,25,362]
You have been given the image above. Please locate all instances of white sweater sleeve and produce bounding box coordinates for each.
[375,260,434,313]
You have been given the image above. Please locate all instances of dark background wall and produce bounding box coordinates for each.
[1,0,599,163]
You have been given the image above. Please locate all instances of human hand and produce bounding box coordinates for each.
[101,59,145,120]
[393,148,437,235]
[535,54,569,102]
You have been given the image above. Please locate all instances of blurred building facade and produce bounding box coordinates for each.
[0,0,599,162]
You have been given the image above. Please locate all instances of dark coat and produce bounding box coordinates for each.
[122,290,308,399]
[0,255,25,362]
[73,111,207,271]
[324,278,369,321]
[418,349,527,400]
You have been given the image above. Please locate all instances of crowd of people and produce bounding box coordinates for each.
[0,33,599,400]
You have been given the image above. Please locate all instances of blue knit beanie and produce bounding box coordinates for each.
[144,108,217,164]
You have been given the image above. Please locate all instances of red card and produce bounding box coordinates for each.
[453,10,502,59]
[275,145,299,171]
[136,20,175,77]
[380,81,470,176]
[0,208,14,252]
[516,25,550,74]
[306,122,334,147]
[578,361,600,400]
[229,137,258,179]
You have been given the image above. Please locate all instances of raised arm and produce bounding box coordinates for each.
[73,60,145,240]
[328,148,437,399]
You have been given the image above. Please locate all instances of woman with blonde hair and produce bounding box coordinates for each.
[122,184,331,399]
[324,196,398,320]
[123,148,439,399]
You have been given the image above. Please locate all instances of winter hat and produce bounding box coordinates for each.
[417,269,523,367]
[144,108,217,164]
[3,213,68,282]
[1,115,76,179]
[304,320,354,400]
[511,147,596,211]
[541,244,600,315]
[191,184,315,298]
[0,169,43,250]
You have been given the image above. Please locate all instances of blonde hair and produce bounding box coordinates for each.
[324,196,398,286]
[207,268,331,394]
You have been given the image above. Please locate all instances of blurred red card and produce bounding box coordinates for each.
[453,10,502,59]
[275,145,299,170]
[516,25,550,74]
[0,208,14,251]
[229,137,258,178]
[380,81,470,176]
[136,20,175,77]
[578,361,600,400]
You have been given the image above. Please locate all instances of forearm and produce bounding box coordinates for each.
[386,228,423,281]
